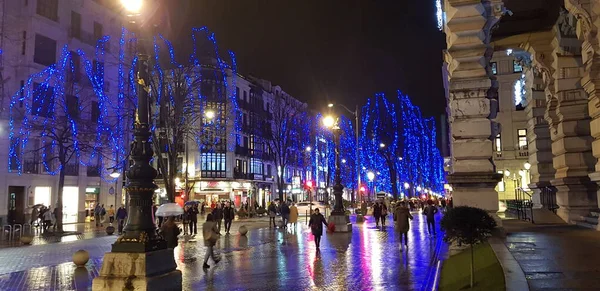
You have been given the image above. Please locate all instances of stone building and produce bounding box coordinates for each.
[442,0,600,229]
[0,0,129,225]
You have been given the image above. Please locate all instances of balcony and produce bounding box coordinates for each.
[23,159,39,174]
[64,163,79,176]
[201,171,226,179]
[68,26,99,47]
[234,171,249,179]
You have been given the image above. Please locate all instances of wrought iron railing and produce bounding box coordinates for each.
[540,186,558,214]
[507,187,534,223]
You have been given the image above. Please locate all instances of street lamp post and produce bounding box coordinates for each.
[323,115,352,232]
[93,1,182,289]
[328,103,360,205]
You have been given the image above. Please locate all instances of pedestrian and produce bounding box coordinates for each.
[160,216,181,249]
[182,205,190,235]
[289,202,299,230]
[94,204,102,227]
[200,202,206,215]
[30,206,39,227]
[381,202,388,227]
[394,201,413,251]
[223,202,235,234]
[100,204,106,226]
[308,208,328,252]
[423,200,439,235]
[202,213,221,269]
[108,205,115,224]
[213,203,223,233]
[373,202,382,228]
[280,201,290,228]
[52,205,58,231]
[188,204,199,235]
[43,207,53,232]
[116,205,127,234]
[268,202,277,228]
[440,199,447,213]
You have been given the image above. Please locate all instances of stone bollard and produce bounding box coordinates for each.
[20,235,33,245]
[73,249,90,267]
[239,225,248,236]
[105,224,115,235]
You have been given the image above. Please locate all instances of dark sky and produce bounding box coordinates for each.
[167,0,446,119]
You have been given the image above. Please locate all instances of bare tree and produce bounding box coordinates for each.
[265,93,309,201]
[9,54,115,232]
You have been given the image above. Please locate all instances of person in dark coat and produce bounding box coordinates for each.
[380,202,388,227]
[116,205,127,234]
[373,202,382,228]
[423,200,439,235]
[188,204,199,235]
[202,214,220,269]
[268,202,277,228]
[280,201,290,228]
[212,203,224,233]
[308,208,329,252]
[223,202,235,234]
[394,201,413,251]
[160,216,181,249]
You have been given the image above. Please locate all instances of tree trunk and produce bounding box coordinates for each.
[470,244,475,288]
[56,154,66,233]
[387,159,399,200]
[167,155,177,203]
[278,175,284,201]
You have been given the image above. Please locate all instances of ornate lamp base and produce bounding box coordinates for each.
[327,213,352,232]
[92,248,181,291]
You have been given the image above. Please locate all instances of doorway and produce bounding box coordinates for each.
[8,186,25,224]
[63,186,79,223]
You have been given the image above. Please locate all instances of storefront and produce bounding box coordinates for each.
[85,187,99,221]
[62,186,79,223]
[34,186,52,207]
[192,181,232,206]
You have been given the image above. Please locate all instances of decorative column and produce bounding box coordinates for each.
[565,0,600,218]
[545,11,597,223]
[444,0,504,219]
[523,31,558,209]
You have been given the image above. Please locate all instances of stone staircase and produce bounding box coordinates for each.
[575,210,600,230]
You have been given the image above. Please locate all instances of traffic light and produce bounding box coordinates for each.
[305,180,313,189]
[360,186,366,192]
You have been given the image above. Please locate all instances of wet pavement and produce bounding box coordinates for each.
[503,220,600,290]
[0,213,445,290]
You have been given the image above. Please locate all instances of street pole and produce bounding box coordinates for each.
[332,127,344,214]
[355,105,360,206]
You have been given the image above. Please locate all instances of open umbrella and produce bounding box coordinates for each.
[184,201,199,206]
[155,203,184,217]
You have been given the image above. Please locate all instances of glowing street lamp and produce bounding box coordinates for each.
[322,115,335,128]
[404,182,410,189]
[121,0,143,13]
[367,171,375,181]
[205,110,215,120]
[524,162,531,170]
[416,186,422,192]
[379,143,385,148]
[110,170,121,179]
[305,146,311,152]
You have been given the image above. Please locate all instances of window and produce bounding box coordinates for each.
[267,164,272,176]
[93,22,103,41]
[497,170,505,192]
[36,0,58,21]
[68,51,80,83]
[201,153,226,177]
[236,87,240,99]
[491,62,497,75]
[21,31,26,55]
[495,133,501,152]
[93,60,104,83]
[235,134,241,146]
[243,136,248,147]
[243,91,247,102]
[32,82,54,117]
[19,80,25,108]
[235,159,241,171]
[91,101,100,122]
[66,95,79,118]
[518,129,527,149]
[251,159,263,174]
[34,34,56,66]
[70,11,81,39]
[513,60,523,73]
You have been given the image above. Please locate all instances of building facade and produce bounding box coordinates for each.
[442,0,600,229]
[0,0,129,225]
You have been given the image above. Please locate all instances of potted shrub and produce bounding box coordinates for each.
[441,206,497,288]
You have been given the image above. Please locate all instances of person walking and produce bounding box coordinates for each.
[268,202,277,228]
[380,202,388,227]
[202,213,221,269]
[160,216,181,249]
[423,200,439,235]
[213,203,223,233]
[42,207,53,232]
[188,205,199,236]
[280,201,290,228]
[30,207,39,227]
[116,205,127,234]
[394,201,413,251]
[289,202,299,230]
[100,204,106,226]
[94,204,102,227]
[200,202,206,215]
[308,208,329,252]
[223,202,235,234]
[108,205,115,224]
[373,202,382,228]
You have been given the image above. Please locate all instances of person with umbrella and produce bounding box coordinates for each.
[156,203,184,248]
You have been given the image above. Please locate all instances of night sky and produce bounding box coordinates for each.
[165,0,446,120]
